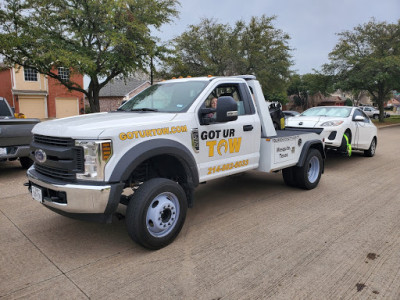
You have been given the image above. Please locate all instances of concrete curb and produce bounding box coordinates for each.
[376,123,400,129]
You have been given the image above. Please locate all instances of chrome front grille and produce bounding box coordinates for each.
[32,135,84,181]
[33,134,75,147]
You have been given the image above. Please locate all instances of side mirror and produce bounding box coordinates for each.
[199,96,238,125]
[215,96,238,123]
[354,115,365,122]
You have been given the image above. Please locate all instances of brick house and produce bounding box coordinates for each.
[0,63,84,119]
[89,77,150,112]
[318,96,346,106]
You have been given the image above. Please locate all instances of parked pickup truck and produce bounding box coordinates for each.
[27,75,325,249]
[0,97,39,169]
[360,106,390,119]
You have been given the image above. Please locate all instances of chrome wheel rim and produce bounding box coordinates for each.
[146,192,180,238]
[308,156,320,183]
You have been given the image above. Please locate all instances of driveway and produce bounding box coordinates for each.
[1,127,400,299]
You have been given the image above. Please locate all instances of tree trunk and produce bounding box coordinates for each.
[377,84,385,123]
[87,79,101,113]
[150,56,154,85]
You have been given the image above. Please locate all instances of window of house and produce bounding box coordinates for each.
[24,67,38,81]
[58,67,70,81]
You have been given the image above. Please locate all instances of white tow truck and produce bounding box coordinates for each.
[27,75,325,249]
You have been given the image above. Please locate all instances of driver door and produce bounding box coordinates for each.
[195,82,261,182]
[353,109,374,149]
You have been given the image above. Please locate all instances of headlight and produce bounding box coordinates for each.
[320,120,344,126]
[75,140,112,181]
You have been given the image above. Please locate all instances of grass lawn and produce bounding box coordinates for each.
[372,114,400,127]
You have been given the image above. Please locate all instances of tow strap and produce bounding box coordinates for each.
[343,134,352,157]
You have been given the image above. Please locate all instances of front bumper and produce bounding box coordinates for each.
[319,129,342,148]
[27,167,124,222]
[0,145,30,159]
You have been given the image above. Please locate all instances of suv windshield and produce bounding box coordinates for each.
[118,81,209,113]
[301,107,352,118]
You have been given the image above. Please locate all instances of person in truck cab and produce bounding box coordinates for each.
[208,97,218,119]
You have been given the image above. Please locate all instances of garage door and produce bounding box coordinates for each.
[18,96,46,119]
[56,97,78,118]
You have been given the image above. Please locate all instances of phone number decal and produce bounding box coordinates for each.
[207,159,249,175]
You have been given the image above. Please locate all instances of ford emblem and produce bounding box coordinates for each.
[35,149,47,163]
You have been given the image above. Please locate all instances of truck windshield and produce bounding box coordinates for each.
[301,107,352,118]
[118,81,209,113]
[0,100,12,117]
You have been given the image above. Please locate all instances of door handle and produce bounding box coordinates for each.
[243,125,253,131]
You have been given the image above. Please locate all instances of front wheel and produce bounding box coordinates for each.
[126,178,187,250]
[364,138,377,157]
[295,148,323,190]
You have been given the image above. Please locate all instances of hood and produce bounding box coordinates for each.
[32,112,177,139]
[286,116,342,128]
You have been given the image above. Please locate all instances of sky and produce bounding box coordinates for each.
[154,0,400,75]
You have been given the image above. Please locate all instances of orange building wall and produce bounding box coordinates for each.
[0,69,14,109]
[47,70,85,118]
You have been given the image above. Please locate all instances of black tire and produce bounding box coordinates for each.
[19,157,33,169]
[295,148,323,190]
[373,114,379,120]
[364,137,377,157]
[126,178,187,250]
[282,167,297,187]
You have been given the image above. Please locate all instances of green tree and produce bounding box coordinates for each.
[161,15,292,103]
[287,73,334,110]
[0,0,179,112]
[345,99,353,106]
[160,18,237,77]
[325,19,400,121]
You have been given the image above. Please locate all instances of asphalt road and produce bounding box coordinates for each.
[1,126,400,299]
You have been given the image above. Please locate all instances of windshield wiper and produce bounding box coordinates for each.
[129,108,158,112]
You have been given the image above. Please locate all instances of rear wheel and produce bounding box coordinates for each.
[364,138,377,157]
[126,178,187,250]
[295,149,322,190]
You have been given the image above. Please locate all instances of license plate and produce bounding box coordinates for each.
[0,148,6,155]
[31,185,43,203]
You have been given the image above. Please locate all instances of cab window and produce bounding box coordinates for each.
[202,84,252,116]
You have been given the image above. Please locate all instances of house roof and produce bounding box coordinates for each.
[99,77,149,97]
[321,96,345,103]
[387,99,400,106]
